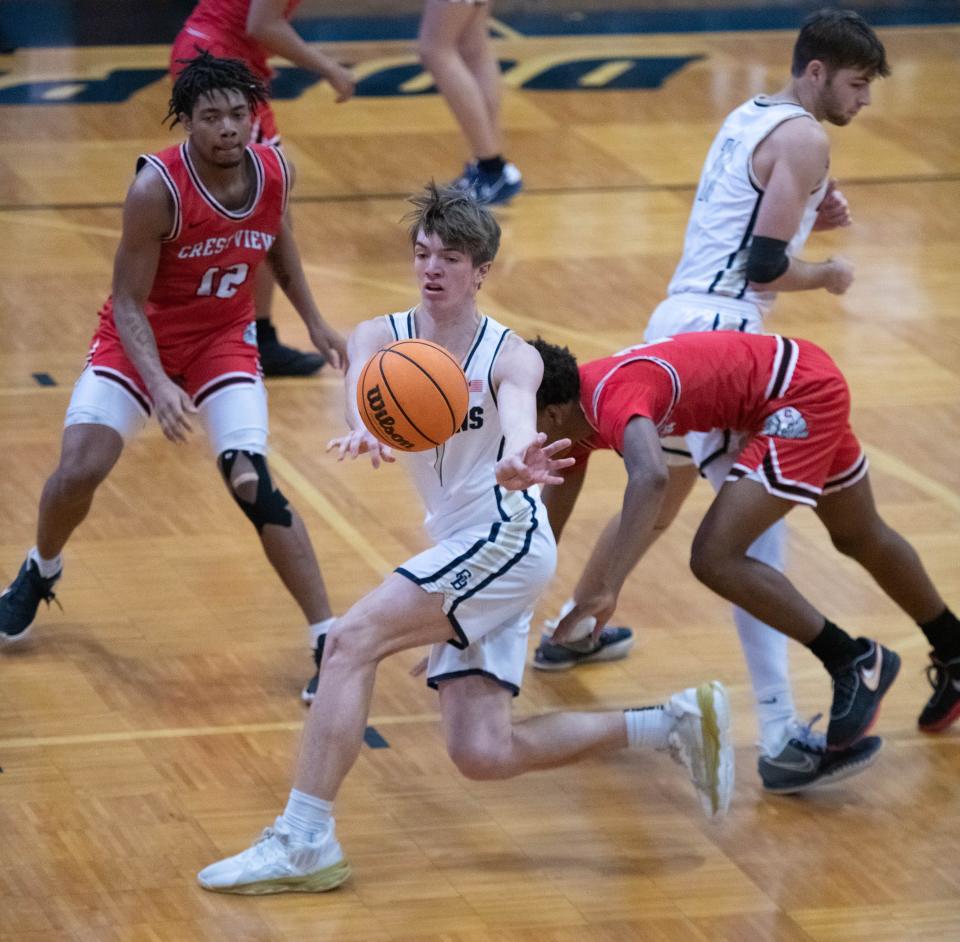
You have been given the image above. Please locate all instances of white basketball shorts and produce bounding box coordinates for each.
[397,514,557,695]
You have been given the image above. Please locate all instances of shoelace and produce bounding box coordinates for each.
[787,713,827,753]
[925,659,948,695]
[831,665,860,716]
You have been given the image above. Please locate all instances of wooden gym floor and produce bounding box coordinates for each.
[0,7,958,941]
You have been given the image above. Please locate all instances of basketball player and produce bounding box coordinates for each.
[0,54,346,689]
[196,184,734,895]
[172,0,355,376]
[536,9,891,792]
[533,331,960,766]
[419,0,522,204]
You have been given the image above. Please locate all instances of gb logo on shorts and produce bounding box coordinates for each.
[763,406,809,440]
[451,568,472,591]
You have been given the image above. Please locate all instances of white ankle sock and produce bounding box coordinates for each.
[29,547,62,580]
[309,617,336,648]
[282,789,333,844]
[756,687,797,755]
[624,706,672,750]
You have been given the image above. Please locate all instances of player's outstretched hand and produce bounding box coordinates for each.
[495,433,574,490]
[152,377,196,443]
[813,179,852,230]
[327,428,395,468]
[309,321,348,371]
[553,591,617,643]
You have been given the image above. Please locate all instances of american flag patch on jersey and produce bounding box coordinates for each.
[469,379,484,392]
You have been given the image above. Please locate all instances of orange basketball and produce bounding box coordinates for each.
[357,339,469,452]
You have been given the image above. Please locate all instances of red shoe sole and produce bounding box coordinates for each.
[918,697,960,733]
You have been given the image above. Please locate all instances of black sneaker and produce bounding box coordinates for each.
[0,557,62,644]
[532,626,634,672]
[259,340,325,377]
[758,715,883,794]
[826,638,900,749]
[301,634,326,704]
[918,653,960,732]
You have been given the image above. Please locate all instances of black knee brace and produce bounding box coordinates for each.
[218,450,292,533]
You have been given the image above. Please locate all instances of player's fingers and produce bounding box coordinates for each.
[542,437,572,457]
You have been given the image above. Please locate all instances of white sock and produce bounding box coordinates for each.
[732,519,797,750]
[624,706,672,750]
[309,617,336,648]
[544,598,595,644]
[756,686,797,756]
[282,788,332,844]
[28,546,62,580]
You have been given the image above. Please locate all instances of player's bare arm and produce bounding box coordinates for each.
[540,458,588,542]
[111,166,196,443]
[492,338,573,490]
[555,416,666,641]
[749,119,853,295]
[246,0,355,102]
[327,317,395,466]
[267,190,347,370]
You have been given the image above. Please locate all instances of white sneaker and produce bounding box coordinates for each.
[197,817,351,895]
[664,681,734,820]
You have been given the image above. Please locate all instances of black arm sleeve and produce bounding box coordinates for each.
[746,235,790,284]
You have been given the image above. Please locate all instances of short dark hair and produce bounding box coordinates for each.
[166,49,269,127]
[405,182,501,266]
[791,9,890,78]
[529,337,580,411]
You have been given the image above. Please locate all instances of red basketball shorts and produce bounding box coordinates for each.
[727,339,868,506]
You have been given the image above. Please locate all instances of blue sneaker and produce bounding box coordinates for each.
[533,626,634,672]
[758,715,883,794]
[471,163,523,205]
[450,161,478,191]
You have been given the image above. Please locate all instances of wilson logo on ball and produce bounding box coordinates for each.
[358,339,469,452]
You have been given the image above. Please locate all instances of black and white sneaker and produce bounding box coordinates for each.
[758,715,883,794]
[532,626,634,672]
[301,634,326,704]
[471,163,523,205]
[826,638,900,749]
[0,557,61,645]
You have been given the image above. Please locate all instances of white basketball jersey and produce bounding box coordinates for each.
[384,309,544,541]
[668,97,828,314]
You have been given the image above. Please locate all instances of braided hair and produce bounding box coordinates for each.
[165,49,269,127]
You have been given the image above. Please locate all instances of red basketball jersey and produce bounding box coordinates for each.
[94,142,290,351]
[176,0,302,80]
[578,332,804,453]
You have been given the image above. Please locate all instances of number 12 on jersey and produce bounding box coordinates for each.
[197,263,249,299]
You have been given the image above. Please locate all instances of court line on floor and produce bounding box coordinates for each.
[1,173,958,214]
[268,450,394,577]
[859,440,960,514]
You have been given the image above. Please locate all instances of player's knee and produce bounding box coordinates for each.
[217,450,292,533]
[828,524,881,561]
[322,617,379,671]
[54,457,111,499]
[689,537,729,591]
[447,737,512,781]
